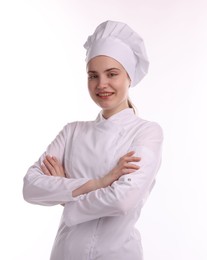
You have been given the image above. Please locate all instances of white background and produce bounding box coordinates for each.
[0,0,207,259]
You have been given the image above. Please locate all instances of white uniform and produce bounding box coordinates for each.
[23,108,163,260]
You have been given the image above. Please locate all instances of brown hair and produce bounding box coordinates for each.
[127,98,137,114]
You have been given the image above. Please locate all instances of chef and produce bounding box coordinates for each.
[23,20,163,260]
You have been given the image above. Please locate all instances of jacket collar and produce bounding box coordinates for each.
[95,108,137,129]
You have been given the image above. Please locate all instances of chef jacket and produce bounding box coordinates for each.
[23,108,163,260]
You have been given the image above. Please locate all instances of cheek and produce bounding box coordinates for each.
[120,85,130,99]
[119,78,130,94]
[88,83,96,97]
[122,88,129,98]
[87,82,93,92]
[118,74,131,88]
[125,76,131,87]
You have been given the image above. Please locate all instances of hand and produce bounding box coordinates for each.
[99,151,141,188]
[41,155,66,177]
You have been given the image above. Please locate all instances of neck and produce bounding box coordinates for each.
[102,107,130,119]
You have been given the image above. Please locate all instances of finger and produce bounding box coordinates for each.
[51,156,59,163]
[119,156,141,165]
[124,163,140,170]
[126,156,141,162]
[121,168,137,175]
[119,151,135,162]
[124,151,135,157]
[46,155,58,165]
[45,155,57,166]
[43,158,57,176]
[41,164,52,176]
[45,155,65,177]
[46,156,62,173]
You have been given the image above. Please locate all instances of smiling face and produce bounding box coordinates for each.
[87,55,131,118]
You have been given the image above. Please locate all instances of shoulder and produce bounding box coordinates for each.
[54,120,95,143]
[63,120,95,133]
[133,116,164,142]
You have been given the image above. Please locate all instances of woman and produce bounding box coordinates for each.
[23,20,163,260]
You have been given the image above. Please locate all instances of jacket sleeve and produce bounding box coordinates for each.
[63,122,163,226]
[23,122,90,206]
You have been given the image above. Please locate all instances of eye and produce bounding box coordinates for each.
[88,74,98,80]
[108,72,118,78]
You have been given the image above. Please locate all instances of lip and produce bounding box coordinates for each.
[96,92,114,99]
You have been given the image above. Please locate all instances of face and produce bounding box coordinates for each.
[87,55,131,118]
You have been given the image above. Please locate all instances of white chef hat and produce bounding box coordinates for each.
[84,20,149,87]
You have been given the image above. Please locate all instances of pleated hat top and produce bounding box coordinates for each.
[84,20,149,87]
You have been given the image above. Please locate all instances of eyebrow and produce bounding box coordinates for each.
[87,68,121,74]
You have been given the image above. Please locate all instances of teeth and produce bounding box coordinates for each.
[98,93,113,96]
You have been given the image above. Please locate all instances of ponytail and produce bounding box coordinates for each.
[127,98,137,114]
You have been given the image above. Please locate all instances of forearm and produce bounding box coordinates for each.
[71,169,123,198]
[72,179,103,197]
[64,144,163,227]
[72,151,140,197]
[23,166,90,205]
[64,177,142,227]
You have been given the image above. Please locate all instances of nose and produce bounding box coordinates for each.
[97,75,108,89]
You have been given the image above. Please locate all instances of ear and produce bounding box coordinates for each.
[129,80,131,88]
[128,77,131,88]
